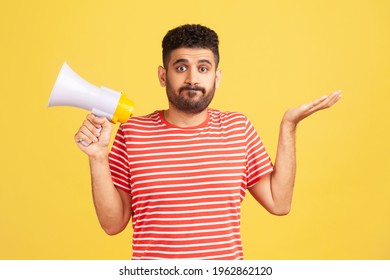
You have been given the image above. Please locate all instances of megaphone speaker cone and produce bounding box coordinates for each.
[48,62,135,124]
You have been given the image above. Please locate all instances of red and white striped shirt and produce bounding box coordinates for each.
[108,109,273,259]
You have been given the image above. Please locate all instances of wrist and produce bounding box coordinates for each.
[280,118,297,133]
[88,149,109,162]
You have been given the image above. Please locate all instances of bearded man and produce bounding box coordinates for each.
[75,24,341,260]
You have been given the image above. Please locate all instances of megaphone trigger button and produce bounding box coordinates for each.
[80,140,90,147]
[76,138,90,147]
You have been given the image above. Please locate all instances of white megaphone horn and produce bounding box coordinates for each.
[48,62,134,124]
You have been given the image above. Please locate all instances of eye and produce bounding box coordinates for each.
[199,66,209,73]
[177,65,187,72]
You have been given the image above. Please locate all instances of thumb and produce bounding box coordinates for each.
[94,116,113,144]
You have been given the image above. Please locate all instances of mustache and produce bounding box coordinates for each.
[179,85,206,94]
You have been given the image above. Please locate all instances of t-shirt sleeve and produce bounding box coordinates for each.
[108,125,131,194]
[244,117,274,188]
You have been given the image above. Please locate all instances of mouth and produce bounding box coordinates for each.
[179,86,206,95]
[184,90,199,98]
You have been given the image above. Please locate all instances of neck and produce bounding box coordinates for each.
[164,107,209,128]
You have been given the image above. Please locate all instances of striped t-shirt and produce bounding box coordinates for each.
[108,108,273,260]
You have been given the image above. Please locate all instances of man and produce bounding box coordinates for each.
[75,24,341,260]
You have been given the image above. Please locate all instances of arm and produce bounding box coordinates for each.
[75,114,132,235]
[249,90,342,215]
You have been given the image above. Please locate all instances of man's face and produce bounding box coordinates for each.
[159,48,221,114]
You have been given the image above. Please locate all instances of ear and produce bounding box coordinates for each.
[215,69,222,89]
[158,66,166,87]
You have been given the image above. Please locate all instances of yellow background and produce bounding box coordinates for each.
[1,0,389,259]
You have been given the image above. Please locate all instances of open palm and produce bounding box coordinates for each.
[283,90,342,126]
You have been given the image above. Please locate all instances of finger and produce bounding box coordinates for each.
[79,125,99,143]
[82,119,102,138]
[75,131,93,146]
[79,139,91,147]
[327,90,342,106]
[94,116,113,139]
[95,115,111,129]
[309,90,342,113]
[315,91,342,110]
[86,114,104,129]
[297,96,327,117]
[87,114,111,135]
[304,95,328,110]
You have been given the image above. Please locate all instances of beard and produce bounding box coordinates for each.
[165,79,216,114]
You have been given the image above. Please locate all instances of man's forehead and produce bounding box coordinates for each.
[169,48,215,64]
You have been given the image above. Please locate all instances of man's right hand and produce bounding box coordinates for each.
[75,114,131,235]
[74,114,113,158]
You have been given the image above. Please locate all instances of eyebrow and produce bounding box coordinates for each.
[173,58,189,65]
[173,58,213,66]
[198,59,213,66]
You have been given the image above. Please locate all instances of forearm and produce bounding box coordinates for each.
[269,119,297,213]
[89,153,128,235]
[250,91,341,215]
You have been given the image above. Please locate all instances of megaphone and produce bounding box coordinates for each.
[48,62,134,124]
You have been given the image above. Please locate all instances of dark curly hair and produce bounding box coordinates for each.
[162,24,219,68]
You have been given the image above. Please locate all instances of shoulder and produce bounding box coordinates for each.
[121,111,162,127]
[208,108,249,124]
[115,111,165,138]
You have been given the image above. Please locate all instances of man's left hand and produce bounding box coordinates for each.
[282,90,342,128]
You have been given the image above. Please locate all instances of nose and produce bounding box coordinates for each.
[185,67,199,86]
